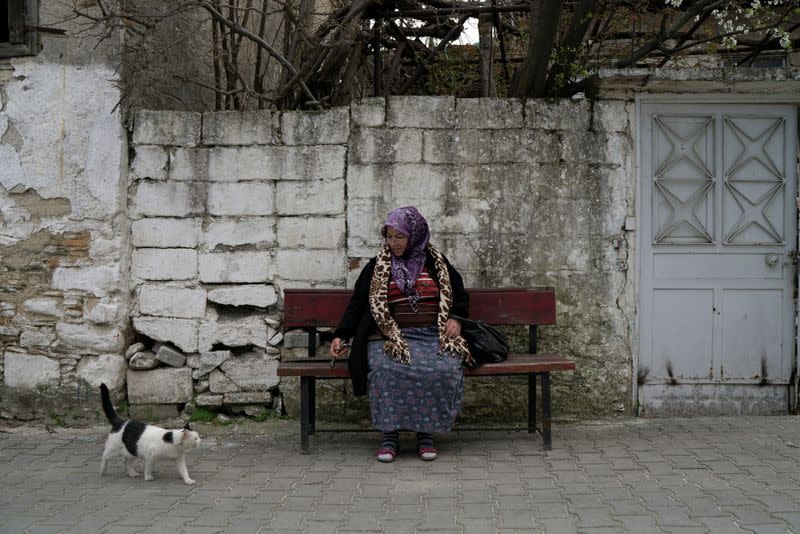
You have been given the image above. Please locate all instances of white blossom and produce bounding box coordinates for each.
[779,31,791,49]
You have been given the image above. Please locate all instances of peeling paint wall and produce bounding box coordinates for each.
[0,3,128,420]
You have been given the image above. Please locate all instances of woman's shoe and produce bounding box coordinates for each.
[416,432,438,461]
[377,431,399,462]
[417,444,438,461]
[376,446,397,463]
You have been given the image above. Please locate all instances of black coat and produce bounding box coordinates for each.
[333,249,469,396]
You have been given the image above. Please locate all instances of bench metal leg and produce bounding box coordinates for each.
[527,373,537,434]
[300,377,314,453]
[541,372,552,451]
[309,378,316,436]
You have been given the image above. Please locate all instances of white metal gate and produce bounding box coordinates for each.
[638,102,797,415]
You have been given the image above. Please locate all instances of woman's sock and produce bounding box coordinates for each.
[416,432,434,449]
[381,430,399,451]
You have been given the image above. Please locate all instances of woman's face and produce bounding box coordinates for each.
[385,227,409,257]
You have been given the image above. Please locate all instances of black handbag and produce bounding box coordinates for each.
[453,316,511,368]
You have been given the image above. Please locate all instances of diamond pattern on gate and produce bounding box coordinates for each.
[652,115,715,244]
[723,116,785,245]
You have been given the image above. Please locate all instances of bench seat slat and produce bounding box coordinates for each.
[277,353,574,378]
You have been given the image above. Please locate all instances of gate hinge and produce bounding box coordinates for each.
[789,251,800,266]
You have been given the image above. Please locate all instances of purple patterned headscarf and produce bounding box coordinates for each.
[381,206,430,296]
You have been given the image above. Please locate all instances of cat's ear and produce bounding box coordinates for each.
[184,422,192,431]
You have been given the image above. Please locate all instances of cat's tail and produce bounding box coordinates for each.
[100,383,124,428]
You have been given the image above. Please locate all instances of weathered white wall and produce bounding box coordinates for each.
[123,96,636,422]
[0,4,128,419]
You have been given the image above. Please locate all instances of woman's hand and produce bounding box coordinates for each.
[445,318,461,338]
[330,337,349,358]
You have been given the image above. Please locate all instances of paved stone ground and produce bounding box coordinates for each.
[2,416,800,533]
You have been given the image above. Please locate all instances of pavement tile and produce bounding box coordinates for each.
[660,528,709,534]
[492,495,532,510]
[566,494,609,509]
[426,498,459,511]
[573,508,622,528]
[380,518,419,534]
[597,486,636,500]
[604,499,649,516]
[384,504,425,521]
[531,503,571,519]
[723,504,790,526]
[301,521,341,534]
[528,488,566,502]
[307,504,349,521]
[537,517,578,532]
[56,514,118,532]
[494,483,527,496]
[281,495,319,510]
[673,496,727,517]
[739,525,794,534]
[260,510,307,530]
[497,509,537,529]
[416,510,460,529]
[772,511,800,528]
[390,494,423,505]
[459,502,496,519]
[0,516,43,532]
[521,477,558,490]
[339,510,385,530]
[648,506,702,527]
[177,527,225,534]
[558,482,598,494]
[462,518,500,534]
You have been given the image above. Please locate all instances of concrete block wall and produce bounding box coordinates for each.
[127,108,348,414]
[127,96,636,420]
[345,96,636,418]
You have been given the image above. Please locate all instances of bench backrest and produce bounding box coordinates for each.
[283,288,557,328]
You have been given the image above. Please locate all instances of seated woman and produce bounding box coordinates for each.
[330,206,473,462]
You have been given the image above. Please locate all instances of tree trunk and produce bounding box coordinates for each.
[545,0,596,97]
[478,13,496,97]
[509,0,563,98]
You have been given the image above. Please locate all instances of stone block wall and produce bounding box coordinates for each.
[125,96,636,421]
[344,96,635,419]
[126,108,349,416]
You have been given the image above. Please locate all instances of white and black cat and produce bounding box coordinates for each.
[99,383,200,484]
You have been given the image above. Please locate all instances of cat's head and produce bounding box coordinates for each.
[178,427,201,450]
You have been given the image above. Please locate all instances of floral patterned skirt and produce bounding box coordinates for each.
[367,326,464,433]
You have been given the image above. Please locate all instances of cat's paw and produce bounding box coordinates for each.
[144,474,154,481]
[184,478,196,485]
[127,470,141,478]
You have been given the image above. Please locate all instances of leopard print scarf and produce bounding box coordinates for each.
[369,243,473,366]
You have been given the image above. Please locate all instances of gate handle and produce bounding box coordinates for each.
[766,253,780,267]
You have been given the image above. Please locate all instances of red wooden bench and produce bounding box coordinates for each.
[277,288,576,452]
